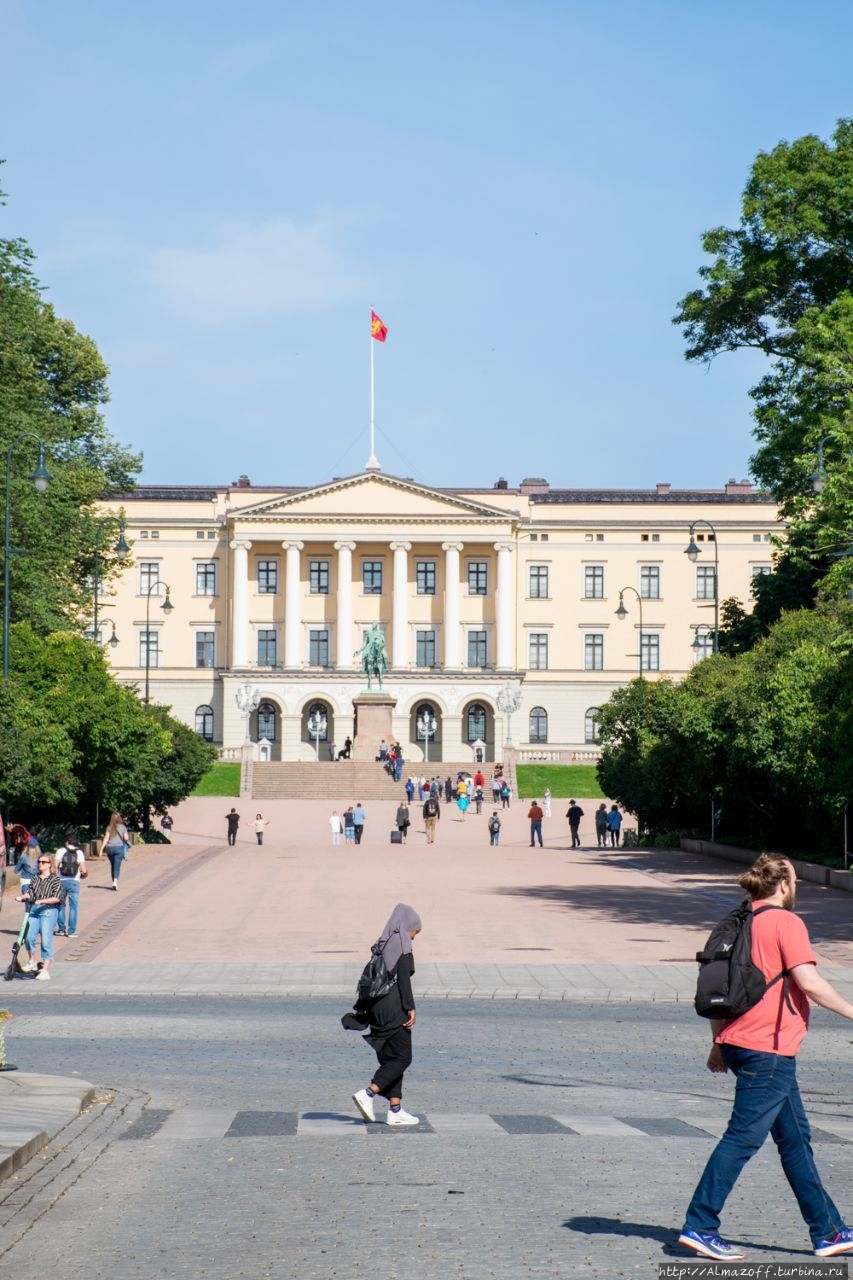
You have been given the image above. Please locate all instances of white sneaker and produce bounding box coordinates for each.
[352,1089,376,1122]
[386,1108,419,1126]
[34,969,51,981]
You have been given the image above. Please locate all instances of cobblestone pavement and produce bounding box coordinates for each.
[3,996,853,1278]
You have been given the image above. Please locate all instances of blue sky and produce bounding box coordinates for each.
[2,1,851,490]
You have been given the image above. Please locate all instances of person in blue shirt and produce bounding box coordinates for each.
[607,805,623,846]
[353,804,366,845]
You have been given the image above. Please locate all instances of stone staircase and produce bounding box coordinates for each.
[252,761,507,801]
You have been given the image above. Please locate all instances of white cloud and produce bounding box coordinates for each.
[147,215,362,319]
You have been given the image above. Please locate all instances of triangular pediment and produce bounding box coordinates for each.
[234,471,514,523]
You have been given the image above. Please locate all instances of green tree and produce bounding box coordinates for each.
[674,120,853,542]
[0,170,140,644]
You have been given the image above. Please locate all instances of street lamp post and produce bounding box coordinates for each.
[615,585,645,677]
[417,709,437,763]
[3,433,52,678]
[308,708,328,762]
[495,682,522,749]
[143,580,173,704]
[235,683,261,745]
[684,520,719,653]
[92,517,129,643]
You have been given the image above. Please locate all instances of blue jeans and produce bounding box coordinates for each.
[684,1045,844,1245]
[530,821,543,846]
[27,906,58,962]
[57,878,80,934]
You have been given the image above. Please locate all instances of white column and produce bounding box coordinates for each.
[442,541,463,668]
[230,539,252,668]
[282,540,303,668]
[495,542,514,670]
[390,541,411,669]
[335,541,355,668]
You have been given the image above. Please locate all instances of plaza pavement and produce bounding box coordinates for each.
[2,790,852,1182]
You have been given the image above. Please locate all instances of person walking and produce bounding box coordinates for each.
[474,786,484,815]
[566,800,584,848]
[488,811,501,846]
[15,836,38,898]
[456,792,469,820]
[423,793,439,844]
[329,811,342,845]
[100,813,131,889]
[491,775,502,806]
[607,804,623,847]
[342,806,355,846]
[353,803,366,845]
[395,800,410,844]
[528,800,544,847]
[225,808,240,847]
[543,787,552,819]
[254,813,270,845]
[16,852,63,980]
[56,839,87,937]
[405,777,415,803]
[595,803,609,848]
[500,780,511,809]
[350,903,422,1127]
[678,854,853,1262]
[444,776,454,804]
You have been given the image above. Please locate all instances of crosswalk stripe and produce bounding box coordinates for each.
[427,1113,504,1134]
[149,1108,234,1140]
[553,1115,646,1137]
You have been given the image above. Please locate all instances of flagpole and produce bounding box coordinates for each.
[366,308,380,471]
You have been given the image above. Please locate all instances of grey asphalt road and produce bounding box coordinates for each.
[2,996,853,1278]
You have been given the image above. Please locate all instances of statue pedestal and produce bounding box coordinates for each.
[352,692,397,761]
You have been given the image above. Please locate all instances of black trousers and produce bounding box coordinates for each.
[354,825,364,844]
[371,1027,413,1099]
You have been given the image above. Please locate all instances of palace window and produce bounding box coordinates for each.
[467,631,487,668]
[584,633,604,671]
[416,561,436,595]
[257,629,277,666]
[640,565,660,599]
[257,702,277,741]
[696,565,717,600]
[528,633,549,670]
[585,707,600,743]
[529,706,548,743]
[416,630,436,667]
[640,633,660,672]
[529,565,549,598]
[307,701,329,739]
[467,561,487,595]
[309,629,329,667]
[195,562,217,596]
[584,565,604,599]
[362,561,383,594]
[195,631,215,668]
[309,560,330,595]
[195,705,214,742]
[139,630,159,667]
[138,562,159,595]
[257,560,278,594]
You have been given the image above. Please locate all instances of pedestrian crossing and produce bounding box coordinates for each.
[115,1107,853,1142]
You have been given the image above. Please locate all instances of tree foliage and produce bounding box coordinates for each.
[675,121,853,548]
[0,169,140,641]
[596,601,853,856]
[1,625,216,828]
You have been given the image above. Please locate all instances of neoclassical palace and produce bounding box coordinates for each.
[97,468,780,762]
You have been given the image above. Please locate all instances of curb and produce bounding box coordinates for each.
[0,1073,96,1183]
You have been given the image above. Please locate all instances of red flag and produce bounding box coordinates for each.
[371,310,388,343]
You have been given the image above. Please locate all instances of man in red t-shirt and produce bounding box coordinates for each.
[679,854,853,1262]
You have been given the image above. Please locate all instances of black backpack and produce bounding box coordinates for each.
[58,847,80,878]
[695,901,788,1019]
[355,943,397,1006]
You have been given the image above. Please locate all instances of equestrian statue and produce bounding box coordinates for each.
[356,624,388,691]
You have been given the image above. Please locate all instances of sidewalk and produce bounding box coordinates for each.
[2,793,852,1185]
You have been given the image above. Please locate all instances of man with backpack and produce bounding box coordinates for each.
[55,840,87,938]
[487,812,501,846]
[679,853,853,1262]
[422,793,440,844]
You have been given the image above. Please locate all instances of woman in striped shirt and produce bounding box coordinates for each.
[16,853,63,980]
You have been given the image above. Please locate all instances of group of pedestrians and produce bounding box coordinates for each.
[524,798,624,849]
[224,809,270,845]
[329,804,367,845]
[10,811,132,980]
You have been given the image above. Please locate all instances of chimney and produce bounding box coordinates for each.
[656,482,671,495]
[725,478,753,495]
[520,477,550,495]
[234,474,252,488]
[494,477,509,490]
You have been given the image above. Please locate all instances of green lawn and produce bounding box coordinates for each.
[192,762,241,797]
[514,763,605,799]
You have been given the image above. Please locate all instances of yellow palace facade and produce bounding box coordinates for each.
[97,469,780,763]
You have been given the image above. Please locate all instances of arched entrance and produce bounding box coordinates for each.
[302,699,334,760]
[462,700,494,760]
[410,700,442,764]
[251,698,282,761]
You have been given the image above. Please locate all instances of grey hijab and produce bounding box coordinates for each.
[375,903,422,972]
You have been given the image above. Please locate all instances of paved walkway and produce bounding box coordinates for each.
[1,792,852,1184]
